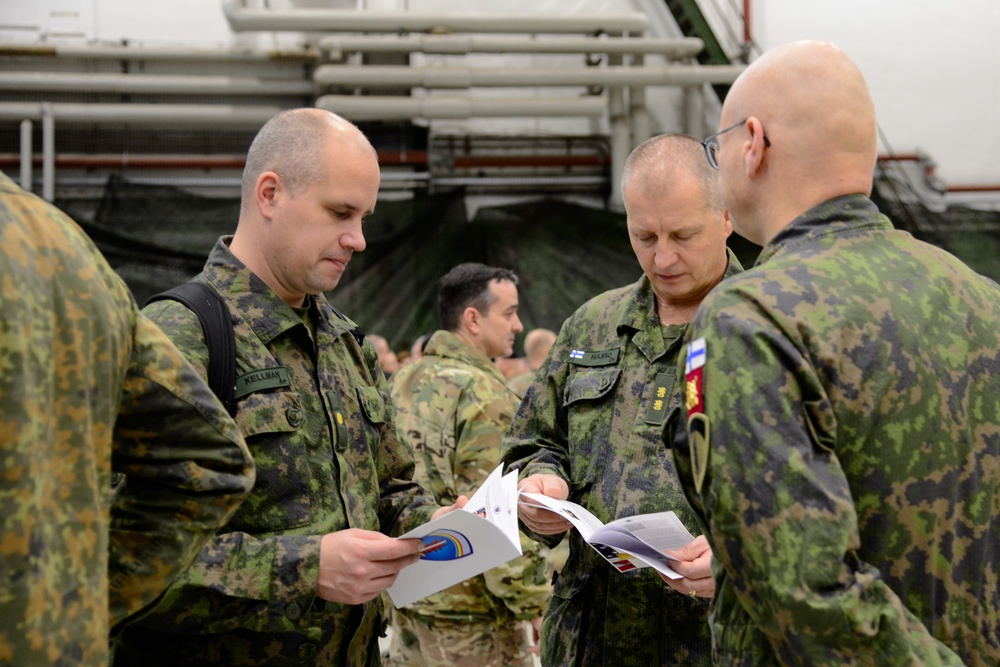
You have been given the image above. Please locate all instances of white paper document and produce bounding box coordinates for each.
[387,465,523,608]
[518,492,695,579]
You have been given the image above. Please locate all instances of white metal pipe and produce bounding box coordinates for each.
[315,94,605,120]
[319,34,703,58]
[608,54,628,212]
[0,43,316,62]
[0,102,285,128]
[19,120,31,193]
[313,64,744,88]
[222,1,647,34]
[0,71,314,97]
[41,103,54,202]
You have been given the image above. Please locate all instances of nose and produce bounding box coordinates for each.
[341,218,367,253]
[512,314,524,334]
[654,240,678,269]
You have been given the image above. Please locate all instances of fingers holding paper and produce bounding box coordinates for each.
[516,473,573,535]
[431,494,469,520]
[317,529,423,605]
[658,534,715,598]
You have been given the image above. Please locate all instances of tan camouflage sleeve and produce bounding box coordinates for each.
[454,383,552,618]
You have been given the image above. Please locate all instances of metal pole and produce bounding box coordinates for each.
[19,119,32,192]
[41,102,54,202]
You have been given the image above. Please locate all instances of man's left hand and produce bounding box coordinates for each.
[659,535,714,598]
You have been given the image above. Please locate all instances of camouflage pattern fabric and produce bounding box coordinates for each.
[114,237,437,666]
[501,249,742,667]
[507,370,537,399]
[385,608,535,667]
[0,173,254,666]
[672,195,1000,666]
[386,330,551,663]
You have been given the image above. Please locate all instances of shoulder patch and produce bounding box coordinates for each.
[567,347,621,367]
[685,337,706,417]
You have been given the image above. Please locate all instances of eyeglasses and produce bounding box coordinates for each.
[701,119,771,170]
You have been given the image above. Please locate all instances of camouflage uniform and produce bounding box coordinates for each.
[501,249,743,667]
[114,237,437,666]
[0,173,254,666]
[672,195,1000,666]
[385,330,551,667]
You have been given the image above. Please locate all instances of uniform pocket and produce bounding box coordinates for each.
[562,368,621,491]
[227,390,313,532]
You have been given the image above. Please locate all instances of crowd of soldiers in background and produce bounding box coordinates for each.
[369,329,557,389]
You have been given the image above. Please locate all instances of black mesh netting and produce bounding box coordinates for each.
[65,175,997,355]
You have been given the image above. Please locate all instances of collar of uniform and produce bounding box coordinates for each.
[754,194,891,267]
[422,329,508,385]
[201,236,318,346]
[615,247,743,362]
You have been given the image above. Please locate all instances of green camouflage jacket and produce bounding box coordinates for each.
[501,249,742,667]
[0,173,254,666]
[672,195,1000,666]
[388,330,551,622]
[116,237,436,667]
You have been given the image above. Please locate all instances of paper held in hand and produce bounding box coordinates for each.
[518,492,694,579]
[387,464,522,608]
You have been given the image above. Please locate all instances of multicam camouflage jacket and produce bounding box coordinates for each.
[0,173,254,666]
[672,195,1000,666]
[501,248,742,667]
[388,330,551,622]
[115,237,436,667]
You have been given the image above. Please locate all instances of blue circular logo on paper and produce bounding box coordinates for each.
[419,530,474,561]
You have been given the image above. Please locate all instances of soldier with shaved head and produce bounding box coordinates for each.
[672,41,1000,665]
[116,108,456,666]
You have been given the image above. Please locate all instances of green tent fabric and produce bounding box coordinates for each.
[71,175,995,357]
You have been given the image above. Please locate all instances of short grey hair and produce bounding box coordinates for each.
[621,133,724,215]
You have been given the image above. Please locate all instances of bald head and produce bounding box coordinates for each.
[720,42,879,243]
[240,108,376,217]
[523,328,557,369]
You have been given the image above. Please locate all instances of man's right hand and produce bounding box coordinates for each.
[317,529,422,605]
[517,474,572,535]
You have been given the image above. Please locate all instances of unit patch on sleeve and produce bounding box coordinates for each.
[684,337,706,416]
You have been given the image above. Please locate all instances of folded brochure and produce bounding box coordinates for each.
[387,464,522,608]
[518,492,694,579]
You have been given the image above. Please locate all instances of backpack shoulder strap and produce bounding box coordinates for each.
[145,281,237,417]
[329,305,365,348]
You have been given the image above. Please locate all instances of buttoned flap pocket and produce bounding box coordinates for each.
[356,386,386,425]
[229,390,312,532]
[235,390,302,437]
[562,367,621,407]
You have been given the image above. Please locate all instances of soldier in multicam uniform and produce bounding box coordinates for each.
[0,172,255,666]
[502,134,743,666]
[385,263,551,667]
[671,41,1000,665]
[114,109,454,666]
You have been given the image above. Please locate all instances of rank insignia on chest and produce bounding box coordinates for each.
[684,337,706,416]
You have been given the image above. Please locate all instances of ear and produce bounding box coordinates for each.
[462,306,480,335]
[255,171,280,219]
[743,117,767,179]
[722,209,733,238]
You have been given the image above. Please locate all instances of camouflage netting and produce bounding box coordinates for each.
[59,175,997,355]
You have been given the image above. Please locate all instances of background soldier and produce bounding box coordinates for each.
[386,263,551,667]
[0,171,254,666]
[673,40,1000,665]
[502,134,742,666]
[508,328,557,397]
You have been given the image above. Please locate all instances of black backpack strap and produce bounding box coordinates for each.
[329,305,365,348]
[145,282,237,417]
